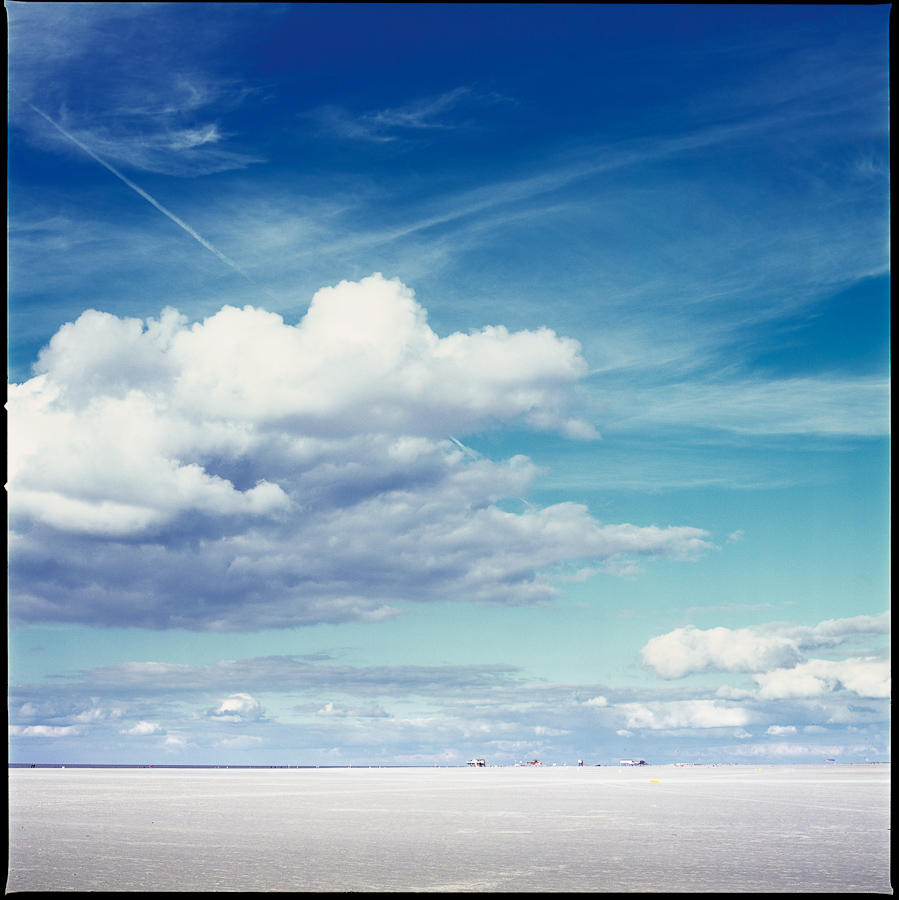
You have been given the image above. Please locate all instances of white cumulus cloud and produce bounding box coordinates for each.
[9,274,713,630]
[619,699,753,731]
[753,658,890,700]
[641,613,889,680]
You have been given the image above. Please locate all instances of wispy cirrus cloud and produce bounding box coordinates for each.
[599,376,890,438]
[55,113,264,178]
[12,75,264,178]
[15,95,269,297]
[309,87,512,144]
[8,4,263,177]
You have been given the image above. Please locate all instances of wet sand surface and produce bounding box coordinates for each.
[7,765,891,893]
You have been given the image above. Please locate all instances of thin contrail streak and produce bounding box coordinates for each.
[17,94,275,299]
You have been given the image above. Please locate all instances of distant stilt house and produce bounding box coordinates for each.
[467,758,486,767]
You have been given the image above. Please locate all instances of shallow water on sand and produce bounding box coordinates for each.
[7,765,891,893]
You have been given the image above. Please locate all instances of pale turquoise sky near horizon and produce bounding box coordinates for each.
[8,3,889,766]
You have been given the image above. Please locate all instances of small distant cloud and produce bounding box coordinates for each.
[562,417,601,441]
[206,692,266,723]
[714,685,755,700]
[727,529,745,543]
[9,724,85,737]
[120,721,163,736]
[317,701,389,718]
[583,696,609,708]
[162,733,194,753]
[534,726,569,736]
[766,725,798,736]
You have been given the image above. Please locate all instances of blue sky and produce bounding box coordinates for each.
[8,3,889,766]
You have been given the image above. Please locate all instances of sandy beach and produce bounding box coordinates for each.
[7,764,891,893]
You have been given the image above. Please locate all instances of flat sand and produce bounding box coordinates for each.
[7,764,891,893]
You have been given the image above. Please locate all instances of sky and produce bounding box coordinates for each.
[7,3,890,767]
